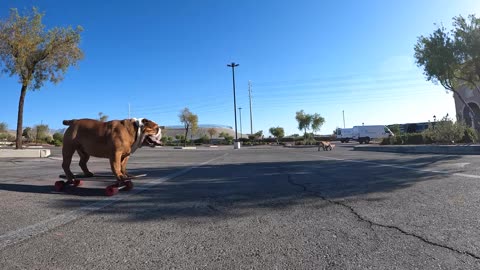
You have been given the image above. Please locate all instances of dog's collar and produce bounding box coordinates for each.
[131,118,145,153]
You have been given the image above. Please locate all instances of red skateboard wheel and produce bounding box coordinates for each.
[124,180,133,191]
[73,179,83,187]
[54,181,65,192]
[105,185,119,196]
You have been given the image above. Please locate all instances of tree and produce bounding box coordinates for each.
[22,127,33,142]
[175,134,185,146]
[207,128,217,142]
[388,124,401,135]
[311,113,325,134]
[0,122,7,133]
[247,130,264,143]
[0,122,9,141]
[0,8,83,149]
[33,124,49,144]
[219,131,233,144]
[98,112,108,122]
[295,110,313,139]
[414,14,480,127]
[452,15,480,92]
[179,108,198,147]
[52,132,63,142]
[52,132,63,146]
[269,126,285,144]
[295,110,325,140]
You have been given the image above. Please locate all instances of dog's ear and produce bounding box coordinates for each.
[142,119,149,124]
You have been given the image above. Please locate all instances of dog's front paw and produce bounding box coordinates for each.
[116,174,129,181]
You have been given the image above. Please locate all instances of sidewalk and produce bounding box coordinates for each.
[354,144,480,155]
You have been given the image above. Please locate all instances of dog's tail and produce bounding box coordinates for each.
[62,120,75,126]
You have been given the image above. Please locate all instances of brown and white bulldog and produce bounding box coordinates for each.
[61,118,162,182]
[318,141,334,151]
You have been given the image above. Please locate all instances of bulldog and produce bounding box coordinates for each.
[61,118,162,182]
[318,141,334,151]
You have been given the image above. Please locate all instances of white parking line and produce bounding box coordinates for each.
[0,153,228,250]
[300,153,480,179]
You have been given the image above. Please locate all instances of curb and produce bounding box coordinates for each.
[173,146,197,150]
[283,145,318,148]
[0,149,51,158]
[354,145,480,155]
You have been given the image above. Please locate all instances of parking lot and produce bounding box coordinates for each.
[1,144,480,269]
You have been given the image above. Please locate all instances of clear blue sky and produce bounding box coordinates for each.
[1,0,479,136]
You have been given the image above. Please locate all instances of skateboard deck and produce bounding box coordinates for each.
[55,173,147,196]
[58,173,147,179]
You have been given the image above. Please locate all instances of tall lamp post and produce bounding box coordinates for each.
[239,107,243,139]
[227,62,239,147]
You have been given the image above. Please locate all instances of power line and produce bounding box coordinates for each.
[132,90,446,117]
[132,80,437,113]
[130,71,428,110]
[252,69,419,86]
[136,92,449,117]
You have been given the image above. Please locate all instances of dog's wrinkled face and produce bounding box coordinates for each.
[141,118,162,147]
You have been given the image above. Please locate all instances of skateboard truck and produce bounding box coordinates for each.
[54,179,83,192]
[105,180,134,196]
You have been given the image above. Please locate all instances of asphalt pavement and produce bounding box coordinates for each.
[1,144,480,269]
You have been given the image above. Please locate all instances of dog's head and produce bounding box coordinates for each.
[139,118,162,147]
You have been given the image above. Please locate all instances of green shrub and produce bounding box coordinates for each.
[387,124,401,135]
[460,127,478,143]
[194,135,210,144]
[393,135,404,145]
[380,137,392,145]
[404,133,425,144]
[52,132,63,142]
[422,116,466,144]
[381,133,426,145]
[52,139,62,146]
[239,137,250,143]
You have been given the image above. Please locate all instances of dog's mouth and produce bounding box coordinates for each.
[143,134,162,147]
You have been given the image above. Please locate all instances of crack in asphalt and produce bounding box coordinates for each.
[286,174,480,261]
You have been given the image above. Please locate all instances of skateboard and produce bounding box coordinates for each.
[55,173,147,196]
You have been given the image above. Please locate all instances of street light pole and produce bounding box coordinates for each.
[227,62,239,142]
[239,107,243,139]
[248,80,253,135]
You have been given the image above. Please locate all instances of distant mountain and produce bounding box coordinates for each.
[50,128,66,135]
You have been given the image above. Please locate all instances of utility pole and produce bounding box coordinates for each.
[227,62,239,143]
[128,103,131,119]
[239,107,243,139]
[343,110,345,128]
[248,80,253,135]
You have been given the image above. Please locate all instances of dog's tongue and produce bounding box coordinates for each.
[147,134,162,145]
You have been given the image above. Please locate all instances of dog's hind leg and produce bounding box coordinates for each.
[77,148,94,177]
[62,145,76,182]
[318,142,324,151]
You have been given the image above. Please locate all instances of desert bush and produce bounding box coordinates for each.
[460,127,478,143]
[423,116,466,144]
